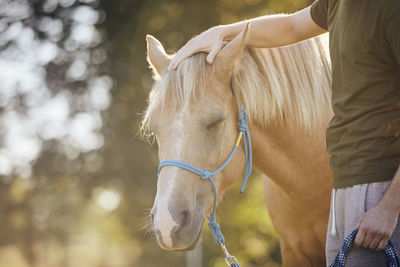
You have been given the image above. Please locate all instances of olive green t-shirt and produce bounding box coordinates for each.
[310,0,400,188]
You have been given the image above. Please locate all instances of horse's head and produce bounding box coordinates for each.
[143,25,250,250]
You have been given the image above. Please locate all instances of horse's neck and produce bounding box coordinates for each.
[251,122,333,203]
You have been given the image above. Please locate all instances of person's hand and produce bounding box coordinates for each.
[167,26,226,71]
[354,201,399,251]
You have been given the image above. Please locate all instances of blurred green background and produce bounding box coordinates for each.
[0,0,312,266]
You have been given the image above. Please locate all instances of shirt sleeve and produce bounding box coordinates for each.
[310,0,329,30]
[385,2,400,66]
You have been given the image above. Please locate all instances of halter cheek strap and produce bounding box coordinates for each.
[157,105,252,267]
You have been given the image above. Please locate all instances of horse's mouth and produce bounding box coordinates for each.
[181,219,205,251]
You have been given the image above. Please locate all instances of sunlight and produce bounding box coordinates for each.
[96,189,121,211]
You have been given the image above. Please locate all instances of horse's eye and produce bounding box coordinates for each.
[206,118,224,130]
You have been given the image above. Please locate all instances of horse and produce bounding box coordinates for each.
[142,24,333,266]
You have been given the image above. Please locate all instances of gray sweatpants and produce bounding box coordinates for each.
[326,181,400,267]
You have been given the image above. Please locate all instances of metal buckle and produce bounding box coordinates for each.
[219,242,240,266]
[225,255,239,266]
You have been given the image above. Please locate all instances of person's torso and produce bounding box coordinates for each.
[325,0,400,188]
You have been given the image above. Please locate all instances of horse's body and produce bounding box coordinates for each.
[144,26,333,266]
[258,126,332,265]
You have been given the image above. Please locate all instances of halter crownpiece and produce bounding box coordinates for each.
[157,105,252,267]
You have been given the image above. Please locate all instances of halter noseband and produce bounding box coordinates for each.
[157,105,252,267]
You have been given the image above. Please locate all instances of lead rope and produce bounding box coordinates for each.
[330,229,400,267]
[158,105,252,267]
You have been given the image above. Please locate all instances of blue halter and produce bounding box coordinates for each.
[157,105,252,267]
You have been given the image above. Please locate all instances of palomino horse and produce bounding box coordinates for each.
[142,24,333,266]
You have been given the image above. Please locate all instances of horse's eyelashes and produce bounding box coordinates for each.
[148,131,156,139]
[149,134,157,146]
[206,123,218,130]
[206,118,225,130]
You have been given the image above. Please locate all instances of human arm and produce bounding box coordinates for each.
[354,166,400,251]
[168,6,327,71]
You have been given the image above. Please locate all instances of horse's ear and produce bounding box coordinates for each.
[146,35,171,78]
[214,23,250,80]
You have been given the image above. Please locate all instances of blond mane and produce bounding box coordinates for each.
[142,35,332,134]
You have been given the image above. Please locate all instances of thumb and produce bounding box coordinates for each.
[206,41,222,64]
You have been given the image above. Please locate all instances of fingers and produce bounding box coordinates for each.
[169,41,221,70]
[365,232,390,251]
[355,226,390,251]
[168,45,190,71]
[168,31,223,70]
[372,231,390,251]
[368,235,381,250]
[206,39,222,64]
[354,228,366,248]
[377,238,389,251]
[361,231,375,248]
[354,214,365,247]
[350,206,396,251]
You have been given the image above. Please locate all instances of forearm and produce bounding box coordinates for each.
[220,14,296,47]
[218,6,325,48]
[168,6,326,70]
[380,165,400,213]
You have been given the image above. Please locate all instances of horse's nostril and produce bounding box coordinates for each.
[180,210,189,228]
[170,210,191,238]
